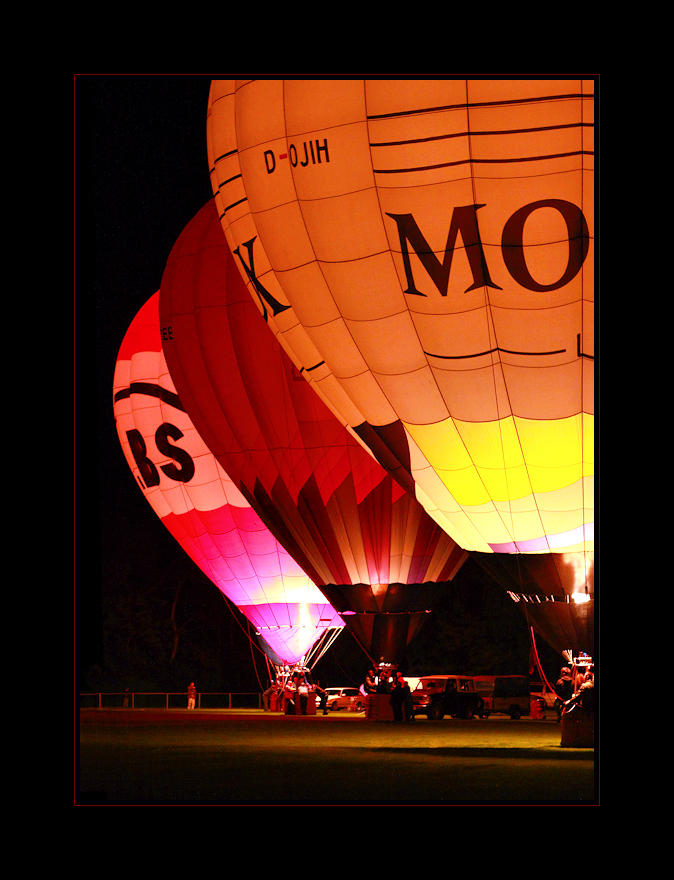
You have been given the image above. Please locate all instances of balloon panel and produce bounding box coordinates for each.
[208,79,594,556]
[159,200,469,663]
[516,600,593,657]
[207,80,383,438]
[113,291,343,665]
[473,550,594,597]
[473,550,594,655]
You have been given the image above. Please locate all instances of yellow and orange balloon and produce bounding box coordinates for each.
[207,79,594,561]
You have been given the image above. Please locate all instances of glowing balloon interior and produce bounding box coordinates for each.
[112,291,343,665]
[158,200,469,665]
[207,79,594,558]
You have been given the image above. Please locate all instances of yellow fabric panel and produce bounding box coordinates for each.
[405,414,593,507]
[460,507,524,546]
[533,475,594,513]
[435,510,493,554]
[407,417,475,471]
[583,414,594,467]
[458,417,527,470]
[504,508,548,543]
[536,506,592,539]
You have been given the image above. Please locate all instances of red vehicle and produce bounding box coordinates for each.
[411,675,483,720]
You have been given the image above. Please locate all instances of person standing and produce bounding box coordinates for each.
[390,674,405,722]
[296,674,309,715]
[554,668,573,722]
[364,669,377,694]
[401,677,414,722]
[314,680,329,715]
[187,682,196,709]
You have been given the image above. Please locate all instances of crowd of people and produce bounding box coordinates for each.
[261,667,329,715]
[186,659,595,721]
[257,663,416,720]
[362,666,415,722]
[554,663,595,721]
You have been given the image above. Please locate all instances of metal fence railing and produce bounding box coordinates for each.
[79,692,262,710]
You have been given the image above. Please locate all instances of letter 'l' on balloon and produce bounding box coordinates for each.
[112,291,344,665]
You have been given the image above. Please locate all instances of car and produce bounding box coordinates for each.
[319,687,365,712]
[411,675,484,720]
[473,675,531,719]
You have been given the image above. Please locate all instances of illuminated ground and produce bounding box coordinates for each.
[78,709,596,804]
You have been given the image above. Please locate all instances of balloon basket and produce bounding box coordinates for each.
[530,698,545,720]
[269,693,283,712]
[560,708,594,747]
[283,693,317,716]
[365,693,395,721]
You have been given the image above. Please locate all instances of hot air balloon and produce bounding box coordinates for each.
[207,79,594,655]
[112,290,344,667]
[158,199,469,666]
[207,79,594,553]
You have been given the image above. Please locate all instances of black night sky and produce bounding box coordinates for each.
[75,75,560,697]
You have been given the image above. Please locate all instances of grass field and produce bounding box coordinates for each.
[78,709,596,805]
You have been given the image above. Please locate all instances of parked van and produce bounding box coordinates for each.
[473,676,531,719]
[411,675,484,720]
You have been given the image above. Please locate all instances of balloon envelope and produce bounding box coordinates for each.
[207,79,594,558]
[159,200,469,664]
[112,291,343,665]
[473,550,594,656]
